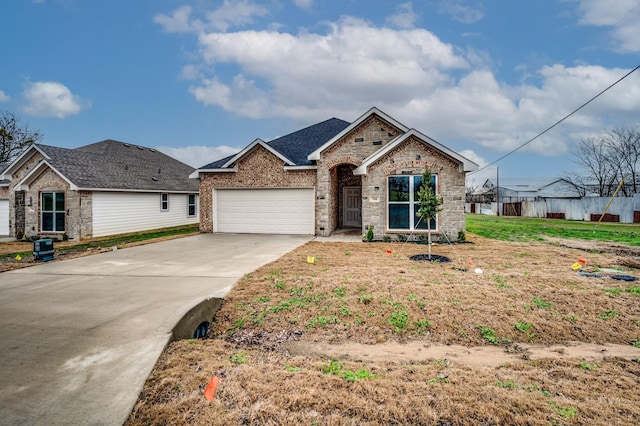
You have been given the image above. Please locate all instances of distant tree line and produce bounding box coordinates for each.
[569,127,640,197]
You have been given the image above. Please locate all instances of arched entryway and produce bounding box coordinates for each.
[333,164,362,230]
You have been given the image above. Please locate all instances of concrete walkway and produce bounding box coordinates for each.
[0,234,310,426]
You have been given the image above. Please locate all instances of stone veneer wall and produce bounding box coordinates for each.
[363,136,467,241]
[7,153,43,237]
[198,145,317,233]
[6,152,94,240]
[316,115,402,235]
[23,169,74,239]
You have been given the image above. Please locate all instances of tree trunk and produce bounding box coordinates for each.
[427,218,432,260]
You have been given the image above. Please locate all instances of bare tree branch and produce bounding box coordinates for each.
[0,111,42,167]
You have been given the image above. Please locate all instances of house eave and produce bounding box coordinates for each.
[75,187,199,194]
[222,138,295,168]
[14,160,78,191]
[283,165,317,171]
[0,144,51,181]
[189,166,239,178]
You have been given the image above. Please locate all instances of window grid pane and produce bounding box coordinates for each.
[388,176,410,202]
[41,192,65,232]
[43,193,53,211]
[388,174,438,231]
[389,204,410,229]
[55,193,65,211]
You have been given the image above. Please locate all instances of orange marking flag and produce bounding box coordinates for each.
[203,375,221,401]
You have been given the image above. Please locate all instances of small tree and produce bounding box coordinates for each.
[416,167,443,259]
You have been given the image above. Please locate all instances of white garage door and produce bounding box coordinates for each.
[215,188,315,234]
[0,199,9,235]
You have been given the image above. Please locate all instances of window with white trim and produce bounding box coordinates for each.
[387,175,437,231]
[41,192,65,232]
[160,193,169,211]
[188,194,196,217]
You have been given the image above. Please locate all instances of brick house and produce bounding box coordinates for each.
[0,140,199,239]
[191,107,478,241]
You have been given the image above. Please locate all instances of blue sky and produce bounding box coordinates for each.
[2,0,639,184]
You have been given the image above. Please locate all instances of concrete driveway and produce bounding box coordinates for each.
[0,234,310,426]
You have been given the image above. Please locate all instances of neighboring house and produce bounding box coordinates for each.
[480,177,583,202]
[191,107,478,241]
[0,140,199,239]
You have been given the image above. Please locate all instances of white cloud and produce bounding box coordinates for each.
[22,81,88,118]
[156,145,240,168]
[438,0,484,24]
[459,149,487,168]
[0,90,9,102]
[192,17,467,119]
[154,1,268,34]
[154,5,195,33]
[385,2,418,29]
[292,0,313,10]
[576,0,640,52]
[163,10,640,160]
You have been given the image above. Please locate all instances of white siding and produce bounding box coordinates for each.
[215,188,314,235]
[92,192,199,237]
[0,199,8,235]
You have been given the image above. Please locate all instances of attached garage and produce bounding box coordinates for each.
[214,188,315,234]
[0,199,8,235]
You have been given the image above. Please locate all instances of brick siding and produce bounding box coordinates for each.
[198,145,316,232]
[198,115,467,240]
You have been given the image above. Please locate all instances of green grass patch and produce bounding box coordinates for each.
[466,214,639,246]
[1,225,200,260]
[532,298,552,310]
[578,362,598,370]
[321,360,377,382]
[598,309,620,320]
[477,325,500,345]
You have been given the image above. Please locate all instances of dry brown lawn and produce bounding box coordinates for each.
[125,235,640,425]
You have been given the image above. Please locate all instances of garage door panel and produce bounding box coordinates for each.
[215,189,314,235]
[0,200,8,235]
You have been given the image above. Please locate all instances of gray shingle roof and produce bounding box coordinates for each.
[37,140,197,192]
[200,117,350,169]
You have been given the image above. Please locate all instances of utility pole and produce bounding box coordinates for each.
[496,167,500,216]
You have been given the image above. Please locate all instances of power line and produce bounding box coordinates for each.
[470,64,640,175]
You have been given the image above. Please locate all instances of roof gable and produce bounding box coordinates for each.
[354,129,479,175]
[221,138,294,169]
[6,140,197,192]
[0,144,50,181]
[14,159,77,191]
[308,107,409,161]
[193,117,350,174]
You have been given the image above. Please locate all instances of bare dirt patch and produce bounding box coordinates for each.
[545,236,640,268]
[285,340,640,368]
[126,235,640,425]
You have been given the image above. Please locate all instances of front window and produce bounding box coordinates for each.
[188,194,196,217]
[160,193,169,211]
[387,175,437,231]
[41,192,65,232]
